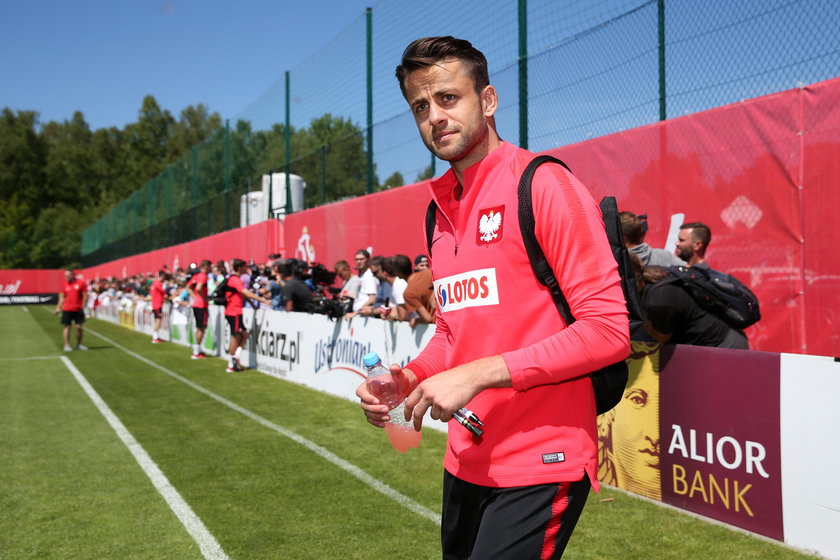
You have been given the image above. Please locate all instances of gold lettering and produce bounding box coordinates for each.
[708,473,729,509]
[689,469,709,502]
[673,464,688,495]
[734,480,754,517]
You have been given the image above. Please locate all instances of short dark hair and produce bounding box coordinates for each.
[395,36,489,98]
[277,261,293,277]
[680,222,711,249]
[619,211,645,245]
[382,254,412,280]
[231,258,246,272]
[355,249,370,259]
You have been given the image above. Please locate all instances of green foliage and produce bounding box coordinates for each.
[0,97,223,269]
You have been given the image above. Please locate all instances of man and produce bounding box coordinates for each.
[619,211,685,267]
[675,222,712,268]
[149,270,169,343]
[356,37,628,559]
[353,249,378,314]
[224,258,271,372]
[640,266,748,349]
[277,260,315,312]
[414,254,430,272]
[378,255,412,321]
[54,269,89,351]
[187,260,211,359]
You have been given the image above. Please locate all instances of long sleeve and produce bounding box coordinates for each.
[501,163,630,391]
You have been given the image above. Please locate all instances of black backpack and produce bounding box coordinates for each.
[664,265,760,330]
[425,155,642,415]
[209,275,231,306]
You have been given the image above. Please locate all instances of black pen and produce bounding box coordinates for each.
[453,410,484,438]
[458,407,484,427]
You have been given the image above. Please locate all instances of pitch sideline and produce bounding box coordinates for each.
[59,356,230,560]
[85,327,443,526]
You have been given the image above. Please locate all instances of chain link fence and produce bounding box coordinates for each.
[81,0,840,266]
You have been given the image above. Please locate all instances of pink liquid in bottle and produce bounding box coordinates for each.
[384,422,422,453]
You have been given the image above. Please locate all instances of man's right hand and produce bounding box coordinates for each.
[355,365,416,428]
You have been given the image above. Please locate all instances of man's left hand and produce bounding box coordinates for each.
[403,355,510,431]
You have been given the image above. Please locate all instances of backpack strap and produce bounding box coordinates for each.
[517,155,574,325]
[425,199,437,255]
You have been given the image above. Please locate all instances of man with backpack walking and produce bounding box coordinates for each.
[355,36,629,559]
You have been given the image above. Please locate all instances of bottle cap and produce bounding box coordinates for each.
[362,352,381,368]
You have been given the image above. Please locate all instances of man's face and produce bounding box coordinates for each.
[64,270,75,282]
[415,258,430,272]
[675,229,696,261]
[403,59,495,169]
[355,254,369,271]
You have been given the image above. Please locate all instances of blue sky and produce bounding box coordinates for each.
[0,0,377,130]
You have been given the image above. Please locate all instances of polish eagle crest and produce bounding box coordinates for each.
[477,205,505,244]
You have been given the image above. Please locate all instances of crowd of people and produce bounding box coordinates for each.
[62,249,436,369]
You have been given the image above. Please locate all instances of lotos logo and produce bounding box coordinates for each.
[434,268,499,313]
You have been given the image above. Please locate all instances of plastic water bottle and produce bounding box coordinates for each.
[363,351,421,453]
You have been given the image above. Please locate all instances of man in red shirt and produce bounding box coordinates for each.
[54,269,89,351]
[356,37,628,559]
[224,258,271,372]
[187,260,211,359]
[148,270,169,343]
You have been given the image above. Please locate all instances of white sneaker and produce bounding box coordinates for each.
[77,344,88,351]
[63,345,73,352]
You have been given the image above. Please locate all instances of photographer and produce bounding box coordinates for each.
[278,260,315,312]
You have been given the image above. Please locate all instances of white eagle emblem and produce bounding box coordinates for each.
[479,210,503,242]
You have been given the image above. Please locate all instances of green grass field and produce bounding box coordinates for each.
[0,306,818,559]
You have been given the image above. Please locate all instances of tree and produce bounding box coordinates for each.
[382,171,405,190]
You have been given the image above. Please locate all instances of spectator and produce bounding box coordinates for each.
[676,222,711,268]
[224,258,271,372]
[335,259,361,308]
[414,254,430,272]
[278,260,315,313]
[267,262,286,311]
[369,256,392,317]
[379,254,412,321]
[352,249,378,314]
[148,270,169,344]
[54,269,89,351]
[186,260,211,359]
[404,258,435,327]
[640,265,748,349]
[619,211,685,267]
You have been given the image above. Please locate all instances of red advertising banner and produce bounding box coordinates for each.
[659,345,782,540]
[283,182,431,268]
[82,219,284,280]
[0,269,65,295]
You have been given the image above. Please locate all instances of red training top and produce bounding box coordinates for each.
[406,142,629,489]
[224,275,245,316]
[62,278,86,311]
[188,272,208,309]
[150,280,166,310]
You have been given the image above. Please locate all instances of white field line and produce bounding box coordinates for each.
[59,356,230,560]
[86,327,443,526]
[9,355,67,361]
